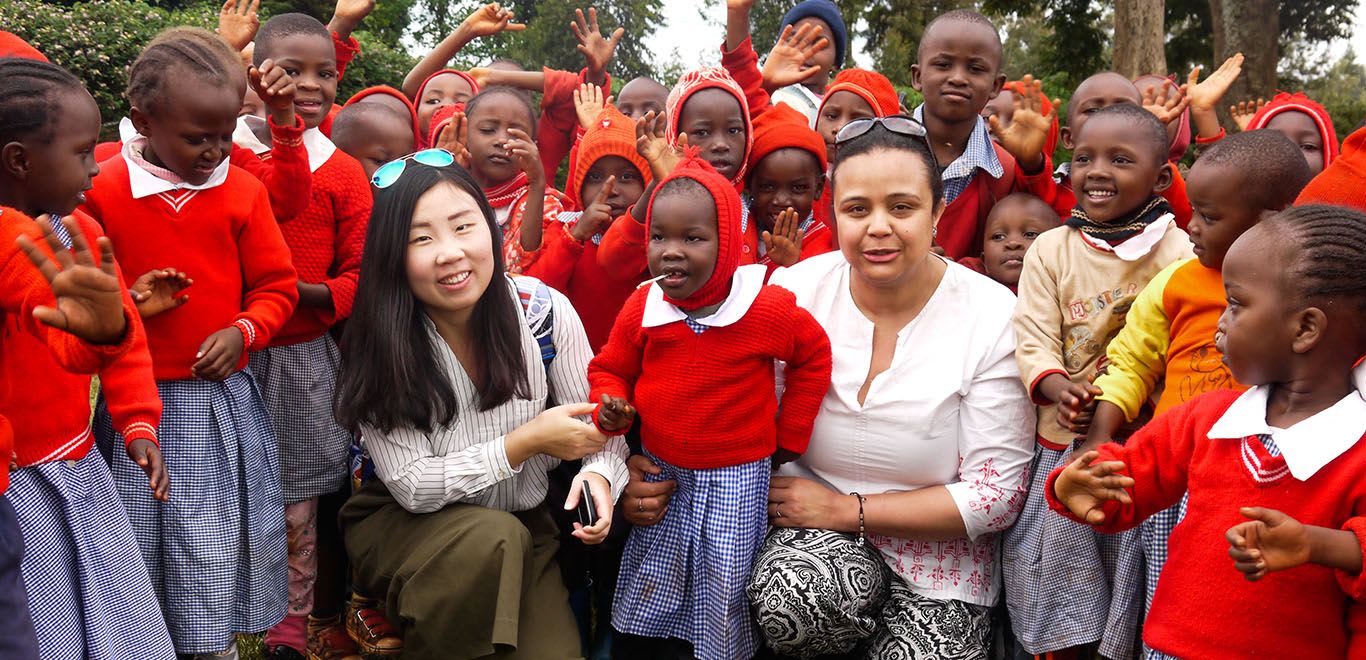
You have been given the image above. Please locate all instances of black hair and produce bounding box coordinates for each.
[746,147,823,189]
[1077,103,1170,164]
[1198,130,1312,210]
[1064,71,1137,126]
[830,122,944,209]
[987,192,1060,227]
[253,13,331,66]
[1268,204,1366,312]
[335,162,531,434]
[917,9,1002,65]
[0,57,84,145]
[465,86,538,138]
[654,176,714,205]
[127,27,241,115]
[332,102,410,145]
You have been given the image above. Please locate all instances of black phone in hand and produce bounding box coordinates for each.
[576,479,597,527]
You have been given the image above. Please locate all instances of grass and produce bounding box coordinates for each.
[237,633,265,659]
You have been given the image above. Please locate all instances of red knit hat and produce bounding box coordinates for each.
[345,85,421,148]
[818,69,899,118]
[0,31,47,62]
[747,103,828,177]
[1295,123,1366,213]
[414,69,481,104]
[665,67,754,188]
[646,151,743,311]
[1249,92,1340,170]
[1002,79,1059,157]
[566,105,653,209]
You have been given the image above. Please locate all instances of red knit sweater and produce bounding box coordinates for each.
[271,149,370,346]
[1018,161,1193,231]
[588,283,832,469]
[1045,390,1366,659]
[0,207,140,492]
[81,157,298,380]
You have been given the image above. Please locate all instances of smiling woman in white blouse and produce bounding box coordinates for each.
[333,155,628,659]
[623,118,1035,659]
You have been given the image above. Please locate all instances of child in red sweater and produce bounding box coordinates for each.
[0,57,176,659]
[1051,204,1366,659]
[588,155,832,659]
[79,28,299,658]
[747,103,834,266]
[250,14,374,659]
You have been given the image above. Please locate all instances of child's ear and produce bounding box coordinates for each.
[1291,307,1328,355]
[814,172,827,200]
[1151,162,1174,194]
[129,106,151,137]
[990,72,1007,100]
[910,64,923,92]
[1,142,31,181]
[1060,126,1074,151]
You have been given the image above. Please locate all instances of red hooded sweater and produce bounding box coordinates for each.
[1248,91,1341,171]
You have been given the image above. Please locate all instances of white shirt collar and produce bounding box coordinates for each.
[1207,362,1366,480]
[641,264,767,329]
[233,115,272,156]
[1079,214,1174,261]
[122,138,230,199]
[302,126,337,173]
[118,116,137,143]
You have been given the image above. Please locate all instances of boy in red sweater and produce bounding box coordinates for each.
[331,102,417,180]
[588,154,832,659]
[1051,205,1366,659]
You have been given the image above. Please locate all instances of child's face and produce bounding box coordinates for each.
[834,148,941,287]
[1264,111,1325,176]
[1063,73,1141,150]
[792,17,837,81]
[615,78,667,122]
[816,90,876,161]
[405,181,496,319]
[911,20,1005,124]
[418,73,475,138]
[465,92,534,186]
[241,85,266,119]
[132,82,240,186]
[580,155,645,219]
[982,89,1015,134]
[1186,161,1266,271]
[748,148,823,231]
[272,33,339,130]
[677,89,746,181]
[335,113,416,180]
[1070,115,1170,223]
[647,189,719,300]
[1216,223,1294,386]
[981,198,1057,288]
[15,89,102,216]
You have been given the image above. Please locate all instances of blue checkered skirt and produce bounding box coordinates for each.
[248,335,351,503]
[94,370,288,654]
[7,450,175,660]
[1001,444,1144,659]
[612,453,770,660]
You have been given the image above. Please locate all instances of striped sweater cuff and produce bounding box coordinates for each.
[233,319,259,351]
[120,420,159,448]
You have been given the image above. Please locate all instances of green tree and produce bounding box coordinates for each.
[844,0,966,86]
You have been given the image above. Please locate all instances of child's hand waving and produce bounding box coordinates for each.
[328,0,376,41]
[565,471,614,544]
[248,60,297,127]
[1229,98,1267,132]
[636,111,685,180]
[571,7,625,82]
[1052,450,1135,525]
[130,268,193,319]
[433,112,471,167]
[16,216,128,344]
[460,3,526,39]
[127,439,170,502]
[506,127,547,252]
[987,74,1060,173]
[217,0,260,52]
[1141,79,1191,126]
[573,175,617,242]
[574,83,610,131]
[761,23,831,89]
[761,207,804,267]
[596,394,636,434]
[1186,53,1244,113]
[192,326,244,381]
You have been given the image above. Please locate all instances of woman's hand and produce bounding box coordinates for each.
[507,402,607,465]
[621,454,674,526]
[768,476,850,529]
[565,471,613,544]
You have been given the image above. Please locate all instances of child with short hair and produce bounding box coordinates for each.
[331,102,417,179]
[615,75,668,121]
[588,154,832,659]
[1246,91,1339,177]
[80,27,299,658]
[1050,204,1366,659]
[959,191,1059,292]
[1004,103,1194,660]
[343,85,421,151]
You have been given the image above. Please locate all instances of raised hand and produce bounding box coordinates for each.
[574,83,610,131]
[761,23,831,89]
[217,0,260,51]
[761,207,803,267]
[191,326,244,381]
[1052,451,1135,525]
[460,3,526,39]
[596,394,636,433]
[467,67,491,89]
[987,74,1060,172]
[1186,53,1244,112]
[16,216,127,344]
[1229,98,1267,132]
[128,439,170,502]
[635,111,684,180]
[130,268,193,319]
[1141,79,1191,126]
[726,0,757,9]
[506,127,543,184]
[571,7,624,80]
[247,60,297,127]
[573,175,617,242]
[433,112,471,168]
[328,0,376,40]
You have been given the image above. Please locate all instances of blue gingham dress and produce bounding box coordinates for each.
[612,450,771,660]
[7,450,176,659]
[95,371,288,654]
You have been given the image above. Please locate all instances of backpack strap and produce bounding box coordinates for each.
[514,275,557,374]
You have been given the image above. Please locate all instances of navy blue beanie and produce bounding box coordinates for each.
[780,0,847,68]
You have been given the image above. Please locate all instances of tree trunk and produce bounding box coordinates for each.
[1113,0,1167,77]
[1210,0,1279,102]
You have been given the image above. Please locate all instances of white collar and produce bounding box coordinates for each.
[301,126,337,173]
[123,138,230,199]
[1207,362,1366,480]
[641,264,767,329]
[118,116,137,143]
[1079,214,1174,261]
[233,115,272,156]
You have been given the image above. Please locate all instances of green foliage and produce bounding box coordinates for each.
[847,0,966,87]
[1281,49,1366,142]
[260,0,417,46]
[336,30,417,101]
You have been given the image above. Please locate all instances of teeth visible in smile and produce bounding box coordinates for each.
[439,272,470,285]
[1086,190,1116,199]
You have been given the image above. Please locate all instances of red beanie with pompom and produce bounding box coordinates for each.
[818,69,899,118]
[646,150,743,311]
[566,105,653,209]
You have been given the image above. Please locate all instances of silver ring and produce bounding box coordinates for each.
[636,498,645,513]
[777,504,784,518]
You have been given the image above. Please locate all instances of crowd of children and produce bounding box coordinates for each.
[1,0,1365,658]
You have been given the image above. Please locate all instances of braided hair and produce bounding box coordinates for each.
[0,57,84,145]
[1270,204,1366,311]
[126,27,242,116]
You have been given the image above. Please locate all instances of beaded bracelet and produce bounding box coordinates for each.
[851,492,867,545]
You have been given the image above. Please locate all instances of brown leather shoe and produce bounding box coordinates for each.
[344,593,402,657]
[307,615,363,660]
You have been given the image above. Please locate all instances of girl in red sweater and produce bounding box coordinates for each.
[0,57,176,659]
[1051,205,1366,659]
[79,28,299,658]
[588,154,832,659]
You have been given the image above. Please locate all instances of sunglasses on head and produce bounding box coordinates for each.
[834,116,939,170]
[371,149,456,189]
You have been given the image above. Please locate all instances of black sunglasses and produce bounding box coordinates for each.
[834,115,939,170]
